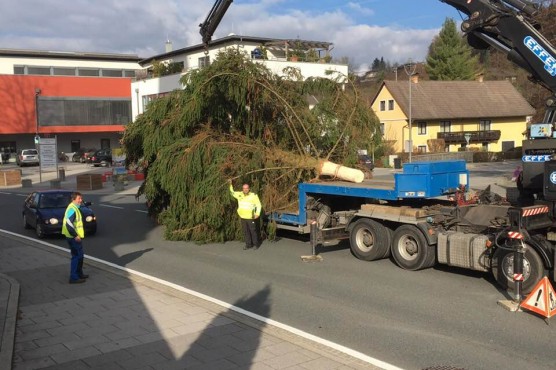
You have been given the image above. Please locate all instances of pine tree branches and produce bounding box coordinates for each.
[123,49,378,243]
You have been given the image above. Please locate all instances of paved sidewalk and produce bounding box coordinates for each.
[0,162,141,196]
[0,232,387,370]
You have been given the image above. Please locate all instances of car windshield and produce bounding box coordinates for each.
[39,193,72,209]
[23,150,38,155]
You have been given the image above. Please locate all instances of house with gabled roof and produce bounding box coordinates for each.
[370,75,535,153]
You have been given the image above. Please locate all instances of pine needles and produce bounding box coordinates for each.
[123,49,379,243]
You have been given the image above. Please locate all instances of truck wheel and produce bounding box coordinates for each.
[491,245,545,293]
[349,219,391,261]
[391,225,435,270]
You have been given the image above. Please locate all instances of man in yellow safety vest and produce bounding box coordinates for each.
[62,191,88,283]
[229,180,262,250]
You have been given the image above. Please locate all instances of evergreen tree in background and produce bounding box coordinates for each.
[426,18,481,80]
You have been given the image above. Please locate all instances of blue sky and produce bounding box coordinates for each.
[0,0,465,72]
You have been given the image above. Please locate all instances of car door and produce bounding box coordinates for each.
[23,192,39,228]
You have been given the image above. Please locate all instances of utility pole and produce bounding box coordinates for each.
[404,59,416,163]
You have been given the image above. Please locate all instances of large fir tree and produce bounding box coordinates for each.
[123,49,379,243]
[426,18,481,80]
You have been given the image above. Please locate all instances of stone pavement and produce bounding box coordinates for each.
[0,232,390,370]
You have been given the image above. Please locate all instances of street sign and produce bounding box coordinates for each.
[464,133,472,145]
[520,277,556,319]
[39,137,57,171]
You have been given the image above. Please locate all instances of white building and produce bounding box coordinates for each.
[131,35,349,120]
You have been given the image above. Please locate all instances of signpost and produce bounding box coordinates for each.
[37,136,58,183]
[464,133,472,149]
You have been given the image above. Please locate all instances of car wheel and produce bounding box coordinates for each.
[35,223,45,238]
[23,214,31,229]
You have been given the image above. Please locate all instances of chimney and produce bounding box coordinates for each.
[411,73,419,83]
[165,39,173,53]
[476,73,484,83]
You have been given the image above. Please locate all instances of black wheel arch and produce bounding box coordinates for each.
[524,235,553,270]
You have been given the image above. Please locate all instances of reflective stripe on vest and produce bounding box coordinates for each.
[62,203,85,238]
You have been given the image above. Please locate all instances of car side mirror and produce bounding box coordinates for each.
[84,201,92,207]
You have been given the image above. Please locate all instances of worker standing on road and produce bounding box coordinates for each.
[62,191,89,284]
[229,180,262,250]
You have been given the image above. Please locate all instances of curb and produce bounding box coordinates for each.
[0,272,20,370]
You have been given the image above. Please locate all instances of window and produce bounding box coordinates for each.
[418,145,427,153]
[388,99,394,110]
[440,120,451,133]
[13,66,25,74]
[479,119,491,131]
[379,101,386,111]
[78,68,100,77]
[379,123,385,136]
[53,67,76,76]
[27,66,51,75]
[417,121,427,135]
[37,97,131,126]
[123,70,136,78]
[198,56,210,68]
[101,69,123,77]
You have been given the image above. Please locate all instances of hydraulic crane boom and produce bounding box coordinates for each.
[442,0,556,197]
[441,0,556,93]
[199,0,233,47]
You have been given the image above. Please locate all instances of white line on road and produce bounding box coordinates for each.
[98,204,124,209]
[135,210,148,214]
[0,229,403,370]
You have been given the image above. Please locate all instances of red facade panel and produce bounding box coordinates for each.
[0,75,130,134]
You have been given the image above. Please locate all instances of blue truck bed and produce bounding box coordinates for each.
[271,160,469,226]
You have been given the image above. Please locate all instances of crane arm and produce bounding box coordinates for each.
[199,0,233,47]
[441,0,556,93]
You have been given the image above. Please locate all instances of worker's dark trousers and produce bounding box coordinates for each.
[67,237,84,281]
[241,218,260,248]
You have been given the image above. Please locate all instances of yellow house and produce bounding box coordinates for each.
[370,77,535,153]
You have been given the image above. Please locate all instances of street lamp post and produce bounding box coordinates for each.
[404,59,416,163]
[34,88,41,138]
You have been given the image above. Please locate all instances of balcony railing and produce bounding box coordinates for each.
[437,130,501,144]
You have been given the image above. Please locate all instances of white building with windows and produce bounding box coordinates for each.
[131,35,349,120]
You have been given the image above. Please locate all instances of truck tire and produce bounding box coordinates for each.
[491,245,545,293]
[391,225,435,270]
[349,219,391,261]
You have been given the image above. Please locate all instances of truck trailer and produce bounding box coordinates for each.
[271,160,554,294]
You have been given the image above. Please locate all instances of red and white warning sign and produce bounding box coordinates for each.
[520,277,556,318]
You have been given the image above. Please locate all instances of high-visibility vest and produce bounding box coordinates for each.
[230,185,262,219]
[62,202,85,238]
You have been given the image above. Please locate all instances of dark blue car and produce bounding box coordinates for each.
[22,190,97,238]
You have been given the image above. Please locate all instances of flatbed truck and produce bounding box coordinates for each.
[271,160,555,293]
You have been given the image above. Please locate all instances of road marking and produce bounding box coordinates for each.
[0,229,403,370]
[135,210,148,214]
[98,204,124,209]
[0,192,12,195]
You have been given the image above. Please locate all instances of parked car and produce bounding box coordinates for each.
[22,190,97,238]
[358,153,375,171]
[72,148,96,163]
[91,148,113,167]
[16,149,40,167]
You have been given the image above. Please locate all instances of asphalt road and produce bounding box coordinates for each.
[2,160,555,370]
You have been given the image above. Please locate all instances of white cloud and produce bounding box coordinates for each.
[0,0,439,71]
[347,2,375,16]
